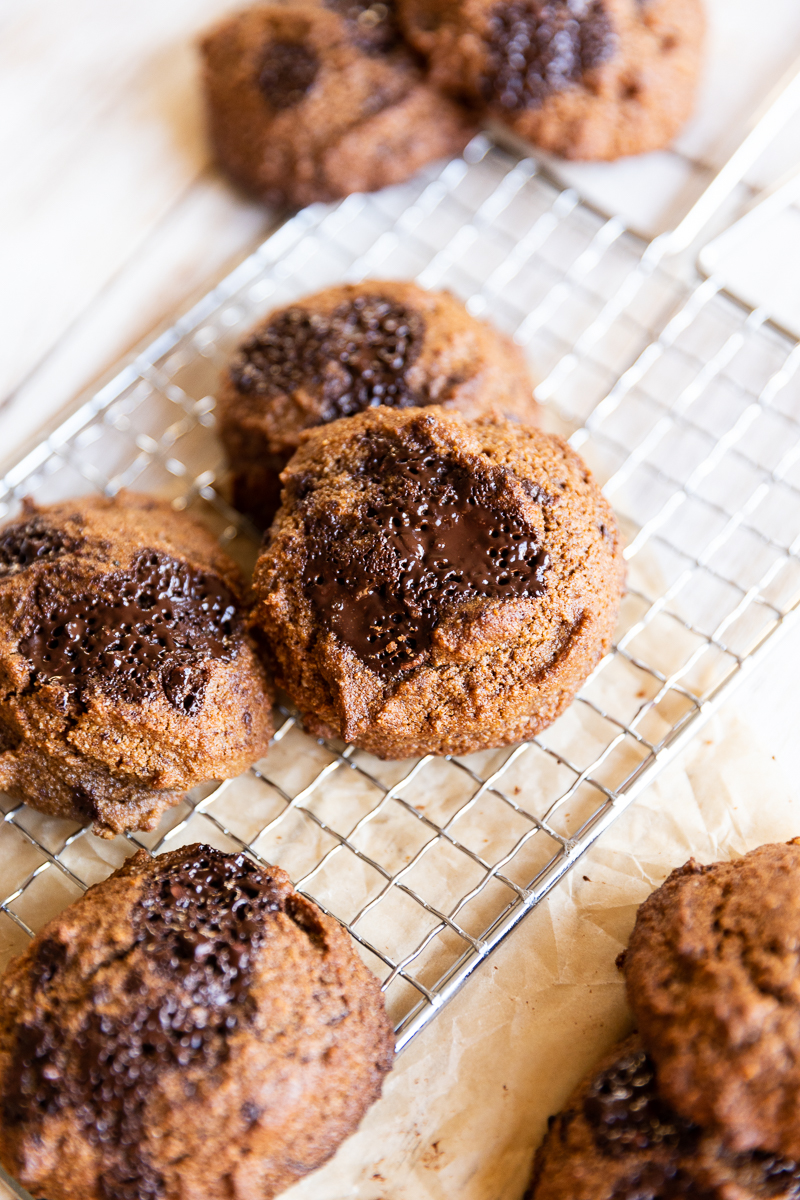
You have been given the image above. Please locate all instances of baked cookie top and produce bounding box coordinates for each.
[0,844,394,1200]
[624,842,800,1159]
[253,405,623,758]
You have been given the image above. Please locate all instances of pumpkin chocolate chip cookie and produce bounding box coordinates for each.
[200,2,475,208]
[623,842,800,1160]
[0,844,394,1200]
[0,492,274,836]
[253,405,623,759]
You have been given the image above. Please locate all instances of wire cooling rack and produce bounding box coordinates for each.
[2,103,800,1167]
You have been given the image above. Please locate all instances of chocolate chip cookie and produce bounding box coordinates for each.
[200,3,475,208]
[0,493,274,837]
[526,1035,697,1199]
[0,844,394,1200]
[526,1034,800,1199]
[400,0,706,160]
[623,842,800,1160]
[253,405,624,759]
[218,280,539,528]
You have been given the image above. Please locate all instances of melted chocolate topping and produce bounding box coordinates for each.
[584,1047,698,1157]
[230,296,424,422]
[484,0,615,111]
[0,516,77,577]
[326,0,404,53]
[610,1163,713,1200]
[19,550,239,714]
[3,848,288,1200]
[302,436,548,677]
[258,41,319,110]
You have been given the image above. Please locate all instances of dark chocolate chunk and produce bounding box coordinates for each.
[584,1046,698,1157]
[19,550,239,714]
[302,434,548,677]
[71,784,102,821]
[3,848,287,1200]
[484,0,616,111]
[0,516,77,578]
[258,41,320,110]
[229,295,425,422]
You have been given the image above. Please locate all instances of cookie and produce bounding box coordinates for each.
[0,493,274,837]
[400,0,705,160]
[623,843,800,1160]
[526,1034,800,1200]
[218,280,539,528]
[252,405,624,759]
[200,3,476,208]
[0,844,394,1200]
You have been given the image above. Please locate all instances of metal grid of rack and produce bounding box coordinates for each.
[1,132,800,1133]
